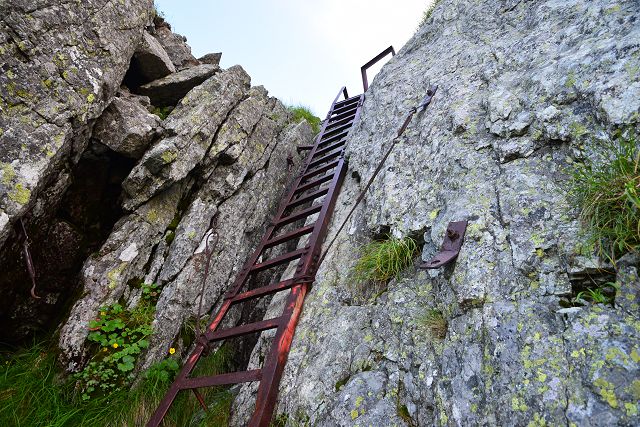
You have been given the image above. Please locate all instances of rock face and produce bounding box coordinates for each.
[59,68,311,368]
[0,0,154,248]
[233,0,640,426]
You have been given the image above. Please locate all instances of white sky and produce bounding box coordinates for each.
[154,0,432,116]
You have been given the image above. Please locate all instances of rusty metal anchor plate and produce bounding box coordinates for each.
[420,221,467,269]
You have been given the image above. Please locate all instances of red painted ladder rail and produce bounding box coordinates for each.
[147,86,364,427]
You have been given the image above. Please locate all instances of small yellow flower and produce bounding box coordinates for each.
[100,311,106,316]
[112,343,119,348]
[102,347,108,352]
[169,347,176,355]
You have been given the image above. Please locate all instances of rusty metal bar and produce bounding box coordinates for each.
[263,224,316,250]
[361,45,395,92]
[180,370,263,390]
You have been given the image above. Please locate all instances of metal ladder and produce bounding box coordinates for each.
[147,87,364,427]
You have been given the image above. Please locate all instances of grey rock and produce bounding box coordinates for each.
[92,95,162,158]
[233,0,640,425]
[136,63,220,107]
[199,52,222,66]
[123,65,250,209]
[130,32,176,84]
[59,184,185,370]
[152,25,199,69]
[58,60,311,371]
[0,0,154,247]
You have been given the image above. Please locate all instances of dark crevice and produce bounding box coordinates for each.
[0,142,136,347]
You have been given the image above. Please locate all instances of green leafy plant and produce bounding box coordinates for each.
[287,105,321,134]
[352,236,418,284]
[417,308,447,339]
[570,131,640,262]
[75,283,160,400]
[151,106,172,120]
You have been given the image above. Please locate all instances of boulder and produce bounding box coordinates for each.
[127,32,176,85]
[152,25,199,69]
[198,52,222,66]
[136,63,220,107]
[123,65,249,208]
[92,95,162,158]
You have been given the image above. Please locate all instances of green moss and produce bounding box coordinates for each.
[565,71,577,88]
[165,230,176,245]
[9,183,31,205]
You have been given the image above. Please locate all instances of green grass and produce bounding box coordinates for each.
[0,342,234,427]
[570,131,640,262]
[417,0,442,29]
[287,105,321,134]
[417,309,447,339]
[572,281,619,306]
[352,236,418,284]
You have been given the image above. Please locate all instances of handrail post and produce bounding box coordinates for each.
[361,45,395,92]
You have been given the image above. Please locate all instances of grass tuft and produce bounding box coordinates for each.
[0,342,233,426]
[417,309,447,339]
[287,105,321,134]
[569,131,640,262]
[352,236,418,285]
[417,0,442,30]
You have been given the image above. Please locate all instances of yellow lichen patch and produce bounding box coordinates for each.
[350,409,359,420]
[161,149,178,164]
[511,395,528,411]
[627,379,640,400]
[571,348,586,359]
[630,348,640,364]
[146,209,159,223]
[594,377,618,408]
[106,262,127,290]
[9,183,31,205]
[87,93,95,103]
[527,413,547,427]
[1,163,16,185]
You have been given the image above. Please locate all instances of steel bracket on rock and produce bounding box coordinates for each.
[420,221,467,269]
